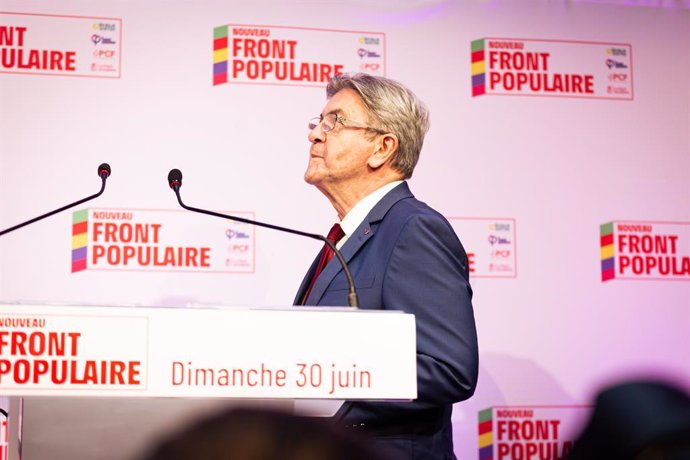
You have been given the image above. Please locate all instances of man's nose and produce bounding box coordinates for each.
[308,123,325,144]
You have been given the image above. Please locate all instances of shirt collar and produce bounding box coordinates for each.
[339,180,403,238]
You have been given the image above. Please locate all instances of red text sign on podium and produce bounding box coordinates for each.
[0,304,416,400]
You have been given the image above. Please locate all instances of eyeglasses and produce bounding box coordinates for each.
[308,113,387,135]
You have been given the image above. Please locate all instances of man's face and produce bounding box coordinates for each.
[304,88,380,192]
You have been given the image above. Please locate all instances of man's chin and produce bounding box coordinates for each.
[303,170,320,186]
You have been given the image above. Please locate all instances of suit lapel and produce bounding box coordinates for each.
[304,182,414,305]
[293,253,322,305]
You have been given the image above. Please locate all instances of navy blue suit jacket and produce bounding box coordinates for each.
[294,182,478,459]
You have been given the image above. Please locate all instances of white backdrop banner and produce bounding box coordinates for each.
[1,1,689,458]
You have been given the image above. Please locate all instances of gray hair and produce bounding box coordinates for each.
[327,73,429,179]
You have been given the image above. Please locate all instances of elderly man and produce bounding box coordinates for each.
[294,73,478,459]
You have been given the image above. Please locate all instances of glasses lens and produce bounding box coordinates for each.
[322,113,336,132]
[308,117,320,130]
[308,114,338,132]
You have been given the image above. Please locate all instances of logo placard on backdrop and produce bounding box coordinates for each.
[448,218,517,278]
[478,406,589,460]
[471,38,633,100]
[212,24,385,86]
[600,221,690,282]
[70,208,256,274]
[0,12,121,78]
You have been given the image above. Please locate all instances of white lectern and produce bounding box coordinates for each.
[0,304,417,460]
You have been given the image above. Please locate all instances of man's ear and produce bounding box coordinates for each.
[367,133,399,170]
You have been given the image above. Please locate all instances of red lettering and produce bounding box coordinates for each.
[503,72,515,90]
[93,222,104,241]
[0,360,11,379]
[618,234,629,252]
[123,245,136,265]
[11,332,27,355]
[104,222,118,242]
[128,361,141,384]
[93,244,105,263]
[232,58,245,78]
[0,332,8,355]
[619,234,679,254]
[247,368,258,386]
[489,51,500,68]
[109,361,125,384]
[31,360,49,383]
[489,51,549,71]
[499,52,512,69]
[51,360,67,384]
[629,235,641,252]
[261,60,273,78]
[571,74,583,92]
[508,420,520,439]
[107,245,121,264]
[14,361,30,384]
[516,72,528,89]
[0,26,27,46]
[550,419,560,438]
[489,72,501,90]
[246,59,259,79]
[232,38,243,56]
[244,38,257,57]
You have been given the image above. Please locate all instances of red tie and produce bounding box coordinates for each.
[302,223,345,304]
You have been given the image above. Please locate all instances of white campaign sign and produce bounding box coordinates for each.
[0,12,121,78]
[0,304,416,399]
[71,208,256,274]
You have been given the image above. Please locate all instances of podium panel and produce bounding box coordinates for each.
[0,304,417,460]
[0,304,417,399]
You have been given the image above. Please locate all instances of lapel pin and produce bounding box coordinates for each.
[364,228,370,235]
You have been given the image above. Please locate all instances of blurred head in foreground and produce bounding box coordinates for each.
[567,380,690,460]
[138,407,391,460]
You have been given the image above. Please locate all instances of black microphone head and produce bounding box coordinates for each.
[98,163,111,178]
[168,168,182,189]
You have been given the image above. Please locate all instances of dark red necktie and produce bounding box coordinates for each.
[302,223,345,304]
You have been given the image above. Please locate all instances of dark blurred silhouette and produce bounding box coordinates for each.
[568,380,690,460]
[137,407,392,460]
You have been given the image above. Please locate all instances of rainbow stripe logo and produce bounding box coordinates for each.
[471,39,486,97]
[71,209,88,273]
[213,25,229,86]
[478,407,493,460]
[600,222,615,281]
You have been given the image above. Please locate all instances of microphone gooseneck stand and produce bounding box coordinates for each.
[167,168,359,308]
[0,163,112,237]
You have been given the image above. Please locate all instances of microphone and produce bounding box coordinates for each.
[167,168,359,308]
[0,163,112,236]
